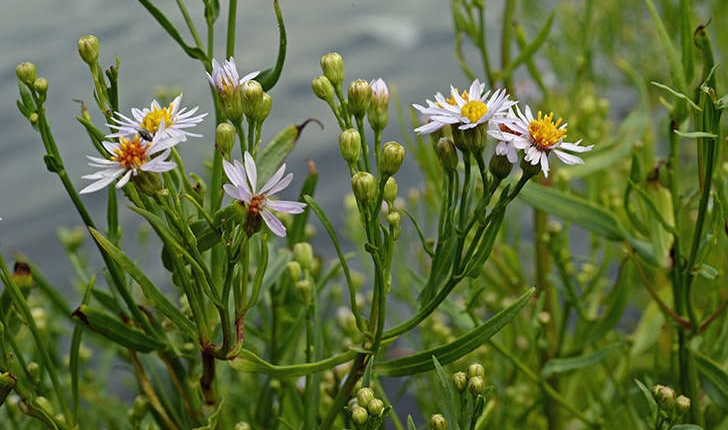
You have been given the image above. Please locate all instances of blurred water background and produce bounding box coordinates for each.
[0,0,497,283]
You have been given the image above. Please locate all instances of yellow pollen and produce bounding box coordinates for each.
[436,89,470,108]
[528,111,566,149]
[112,135,149,169]
[460,100,488,123]
[141,102,174,134]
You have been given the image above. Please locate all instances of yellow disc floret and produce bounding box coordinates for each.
[461,100,488,123]
[141,102,175,134]
[112,135,149,170]
[528,111,566,149]
[437,89,470,108]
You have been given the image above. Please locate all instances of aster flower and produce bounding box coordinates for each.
[497,105,593,177]
[107,94,207,141]
[206,57,259,94]
[80,127,182,194]
[487,110,520,163]
[223,152,306,237]
[413,79,516,135]
[369,78,389,103]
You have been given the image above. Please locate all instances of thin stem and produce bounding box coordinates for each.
[174,0,205,51]
[130,351,180,430]
[226,0,238,58]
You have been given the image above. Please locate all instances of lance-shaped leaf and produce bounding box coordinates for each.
[72,305,165,352]
[375,288,534,376]
[542,343,619,379]
[256,119,321,184]
[257,0,287,91]
[695,351,728,412]
[432,356,462,430]
[230,349,358,377]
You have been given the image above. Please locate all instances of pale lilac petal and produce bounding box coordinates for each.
[223,183,249,202]
[243,151,258,192]
[80,173,120,194]
[260,166,289,195]
[267,199,306,214]
[553,150,584,165]
[239,70,260,84]
[559,140,593,153]
[261,209,287,237]
[223,159,246,189]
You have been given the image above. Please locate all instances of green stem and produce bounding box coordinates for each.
[175,0,205,51]
[226,0,238,58]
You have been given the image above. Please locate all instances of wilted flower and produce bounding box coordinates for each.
[413,79,515,134]
[223,152,306,237]
[80,128,182,194]
[107,94,206,141]
[495,105,593,177]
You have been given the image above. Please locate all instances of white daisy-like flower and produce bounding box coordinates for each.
[206,57,260,94]
[413,79,516,134]
[487,110,520,163]
[80,128,182,194]
[498,105,593,177]
[107,94,207,141]
[223,152,306,237]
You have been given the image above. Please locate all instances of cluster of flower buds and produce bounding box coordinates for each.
[651,384,691,423]
[347,386,388,428]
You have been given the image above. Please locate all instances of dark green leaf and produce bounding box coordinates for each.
[634,379,657,421]
[695,352,728,412]
[432,356,462,430]
[257,0,286,91]
[72,305,165,352]
[542,344,619,379]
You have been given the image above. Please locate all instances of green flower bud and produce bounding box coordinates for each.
[466,363,485,379]
[435,138,458,171]
[383,177,398,204]
[367,78,389,131]
[216,122,236,156]
[296,279,312,305]
[367,398,385,417]
[34,396,53,414]
[131,171,163,196]
[351,405,369,425]
[285,261,302,282]
[33,78,48,95]
[16,62,37,85]
[651,384,676,412]
[348,79,372,119]
[452,371,467,393]
[242,80,264,119]
[467,375,486,396]
[258,92,272,123]
[219,87,244,123]
[234,423,252,430]
[293,242,314,270]
[77,35,100,65]
[339,129,362,167]
[320,52,345,86]
[351,172,377,205]
[386,211,400,230]
[520,158,542,179]
[431,414,448,430]
[0,372,17,405]
[29,112,39,125]
[12,262,33,290]
[489,153,513,180]
[312,75,335,103]
[31,308,47,332]
[380,141,405,176]
[675,395,691,416]
[58,226,84,253]
[357,387,375,407]
[132,395,150,420]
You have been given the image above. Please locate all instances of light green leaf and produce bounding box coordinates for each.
[72,305,165,353]
[695,351,728,412]
[634,378,657,421]
[674,130,717,139]
[230,349,357,377]
[432,356,462,430]
[542,344,619,379]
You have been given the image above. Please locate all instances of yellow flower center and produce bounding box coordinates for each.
[112,135,149,170]
[141,102,175,134]
[436,89,470,108]
[528,111,566,149]
[460,100,488,123]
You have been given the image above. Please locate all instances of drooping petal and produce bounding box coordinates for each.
[223,183,250,202]
[115,170,134,189]
[80,172,121,194]
[261,209,287,237]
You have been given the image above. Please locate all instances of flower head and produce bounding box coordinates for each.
[80,128,181,194]
[413,79,515,134]
[223,152,306,237]
[496,105,593,177]
[487,111,520,164]
[107,94,206,141]
[206,57,259,94]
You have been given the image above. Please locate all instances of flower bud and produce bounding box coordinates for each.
[293,242,314,270]
[435,138,458,171]
[466,363,485,379]
[31,308,47,332]
[651,384,676,412]
[520,158,542,179]
[368,78,389,131]
[452,371,467,393]
[258,92,272,123]
[33,78,48,95]
[380,141,405,176]
[12,262,33,290]
[285,261,302,282]
[58,226,84,253]
[383,177,398,204]
[0,372,17,405]
[489,153,512,180]
[467,375,486,396]
[77,35,100,65]
[216,123,236,156]
[234,423,252,430]
[29,112,39,125]
[320,52,345,86]
[357,387,375,407]
[367,398,385,417]
[312,75,335,103]
[351,405,369,425]
[675,395,691,416]
[351,172,377,205]
[131,171,163,196]
[219,87,244,123]
[430,414,448,430]
[296,279,312,305]
[16,62,37,85]
[34,396,53,414]
[386,212,400,230]
[132,395,150,419]
[242,80,264,119]
[339,129,362,167]
[348,79,372,119]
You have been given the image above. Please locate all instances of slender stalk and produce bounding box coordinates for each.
[226,0,238,58]
[174,0,205,51]
[130,351,180,430]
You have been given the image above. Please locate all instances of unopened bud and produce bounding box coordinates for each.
[651,384,676,411]
[339,129,362,167]
[293,242,314,270]
[466,363,485,379]
[131,171,163,196]
[234,423,252,430]
[435,138,458,171]
[520,158,542,179]
[29,112,39,125]
[467,375,486,396]
[216,122,236,156]
[380,141,405,176]
[321,52,345,86]
[348,79,372,119]
[386,212,400,229]
[34,396,53,414]
[368,78,389,131]
[258,92,272,122]
[351,405,369,425]
[33,78,48,95]
[489,153,512,180]
[357,387,375,407]
[132,395,150,419]
[77,35,100,65]
[58,226,84,253]
[351,172,377,205]
[0,372,17,404]
[431,414,447,430]
[383,177,398,204]
[675,395,691,416]
[452,372,467,393]
[296,279,312,304]
[242,80,264,119]
[367,398,384,417]
[312,75,335,103]
[16,62,37,85]
[285,261,302,282]
[12,262,33,290]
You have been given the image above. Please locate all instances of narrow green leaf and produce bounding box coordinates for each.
[674,130,718,139]
[500,11,554,77]
[578,262,630,347]
[432,356,462,430]
[651,81,699,111]
[407,415,417,430]
[644,0,686,93]
[72,305,165,352]
[671,425,704,430]
[230,349,357,377]
[518,183,627,241]
[88,228,196,338]
[634,379,658,421]
[695,352,728,412]
[376,288,535,376]
[257,0,287,91]
[542,344,618,379]
[136,0,206,61]
[256,123,303,185]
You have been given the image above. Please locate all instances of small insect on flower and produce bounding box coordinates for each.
[107,94,207,141]
[223,152,306,237]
